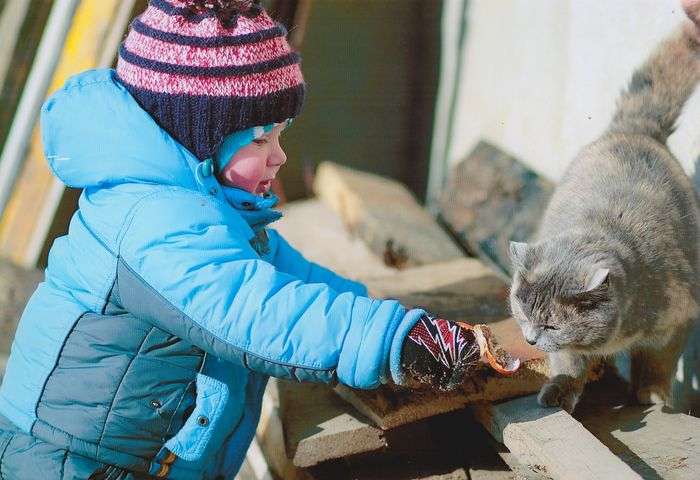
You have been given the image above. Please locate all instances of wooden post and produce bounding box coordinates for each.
[0,0,31,92]
[0,0,136,267]
[0,0,78,220]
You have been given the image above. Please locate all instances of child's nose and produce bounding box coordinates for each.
[268,143,287,167]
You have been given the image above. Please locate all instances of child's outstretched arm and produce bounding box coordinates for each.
[266,228,367,296]
[117,189,417,389]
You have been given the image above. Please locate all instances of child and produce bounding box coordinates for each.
[0,1,478,478]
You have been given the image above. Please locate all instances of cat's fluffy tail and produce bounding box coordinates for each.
[608,25,700,143]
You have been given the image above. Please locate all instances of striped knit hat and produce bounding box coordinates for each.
[116,0,305,160]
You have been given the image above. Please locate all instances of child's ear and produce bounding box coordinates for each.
[219,162,235,186]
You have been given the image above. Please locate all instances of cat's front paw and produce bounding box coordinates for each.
[537,381,581,413]
[635,384,670,406]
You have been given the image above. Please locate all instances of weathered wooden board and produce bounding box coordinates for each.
[335,352,547,432]
[437,141,554,278]
[313,162,464,268]
[572,372,700,480]
[277,380,386,468]
[302,409,508,480]
[364,258,510,320]
[578,403,700,480]
[473,395,641,480]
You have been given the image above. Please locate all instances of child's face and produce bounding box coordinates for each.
[219,123,287,194]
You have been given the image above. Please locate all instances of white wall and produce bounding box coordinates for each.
[441,0,699,185]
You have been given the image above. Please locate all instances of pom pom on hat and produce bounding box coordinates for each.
[184,0,261,27]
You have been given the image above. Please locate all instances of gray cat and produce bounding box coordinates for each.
[509,26,700,413]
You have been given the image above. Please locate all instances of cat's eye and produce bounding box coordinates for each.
[542,325,559,331]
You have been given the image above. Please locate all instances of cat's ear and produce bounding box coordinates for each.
[584,268,609,292]
[509,241,529,269]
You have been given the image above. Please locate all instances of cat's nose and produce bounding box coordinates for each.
[523,326,540,345]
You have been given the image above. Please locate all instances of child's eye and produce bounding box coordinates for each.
[253,138,268,145]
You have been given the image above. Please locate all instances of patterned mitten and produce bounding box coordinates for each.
[400,313,482,391]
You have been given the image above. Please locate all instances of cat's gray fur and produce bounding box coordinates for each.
[509,26,700,413]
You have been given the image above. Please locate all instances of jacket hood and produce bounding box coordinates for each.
[42,69,200,190]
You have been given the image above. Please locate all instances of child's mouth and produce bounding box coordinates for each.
[256,180,272,194]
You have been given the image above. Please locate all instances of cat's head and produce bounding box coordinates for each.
[508,239,620,352]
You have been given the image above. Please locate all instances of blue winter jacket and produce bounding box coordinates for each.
[0,69,421,479]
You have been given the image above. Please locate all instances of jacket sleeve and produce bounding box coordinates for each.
[266,228,368,296]
[116,189,420,388]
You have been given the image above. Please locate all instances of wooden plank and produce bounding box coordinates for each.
[474,451,547,480]
[468,470,515,480]
[479,430,552,480]
[571,372,700,480]
[437,141,554,278]
[335,351,546,432]
[277,380,386,468]
[472,395,641,480]
[577,403,700,480]
[334,258,547,430]
[302,409,505,480]
[307,461,469,480]
[363,258,511,321]
[313,162,464,268]
[242,437,274,480]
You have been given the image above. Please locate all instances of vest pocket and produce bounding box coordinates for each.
[162,373,229,462]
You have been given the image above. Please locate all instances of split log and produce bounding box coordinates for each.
[437,141,553,278]
[313,162,464,268]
